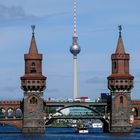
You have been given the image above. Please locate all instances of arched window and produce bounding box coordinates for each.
[30,97,38,104]
[0,108,6,118]
[120,96,123,104]
[114,61,117,70]
[31,62,36,73]
[7,108,14,118]
[15,108,22,118]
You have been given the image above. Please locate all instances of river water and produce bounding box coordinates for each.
[0,126,140,140]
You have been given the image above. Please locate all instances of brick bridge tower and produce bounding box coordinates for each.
[21,26,46,134]
[108,26,134,132]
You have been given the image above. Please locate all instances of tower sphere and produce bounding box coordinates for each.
[70,37,81,56]
[70,44,81,56]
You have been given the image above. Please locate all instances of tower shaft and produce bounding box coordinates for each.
[73,57,78,99]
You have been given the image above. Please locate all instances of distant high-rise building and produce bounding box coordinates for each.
[70,0,81,99]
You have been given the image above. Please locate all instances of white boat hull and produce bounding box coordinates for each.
[92,123,103,128]
[78,130,88,133]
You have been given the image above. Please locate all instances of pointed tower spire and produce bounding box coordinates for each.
[28,25,38,54]
[115,25,125,54]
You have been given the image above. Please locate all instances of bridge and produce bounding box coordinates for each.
[45,101,108,120]
[45,113,107,125]
[44,101,108,119]
[0,100,109,130]
[0,101,23,128]
[45,101,108,114]
[0,99,140,131]
[131,100,140,128]
[44,101,110,132]
[0,100,140,130]
[0,25,138,133]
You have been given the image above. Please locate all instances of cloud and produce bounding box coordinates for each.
[0,4,69,21]
[44,88,61,99]
[0,5,26,20]
[131,71,140,84]
[0,86,19,93]
[47,74,70,79]
[43,12,70,19]
[0,86,22,100]
[0,4,70,28]
[86,77,106,84]
[46,88,60,93]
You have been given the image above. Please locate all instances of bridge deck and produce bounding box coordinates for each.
[45,101,107,107]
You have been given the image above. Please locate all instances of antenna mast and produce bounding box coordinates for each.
[74,0,77,37]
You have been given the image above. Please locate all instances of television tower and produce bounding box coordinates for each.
[70,0,81,99]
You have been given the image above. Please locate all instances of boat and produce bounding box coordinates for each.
[92,123,103,128]
[78,127,88,133]
[77,124,88,133]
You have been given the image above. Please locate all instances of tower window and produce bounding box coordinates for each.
[120,96,123,104]
[114,61,117,70]
[31,62,36,73]
[30,97,38,104]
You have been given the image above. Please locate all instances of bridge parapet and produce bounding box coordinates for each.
[0,100,22,109]
[0,101,21,105]
[131,100,140,105]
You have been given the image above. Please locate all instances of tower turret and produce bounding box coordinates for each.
[20,26,46,134]
[107,26,134,133]
[108,26,133,91]
[21,25,46,92]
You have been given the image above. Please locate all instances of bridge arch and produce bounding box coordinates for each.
[7,108,14,118]
[15,108,22,118]
[55,105,102,115]
[0,108,6,118]
[132,107,138,118]
[46,104,109,133]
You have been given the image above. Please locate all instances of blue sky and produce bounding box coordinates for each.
[0,0,140,100]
